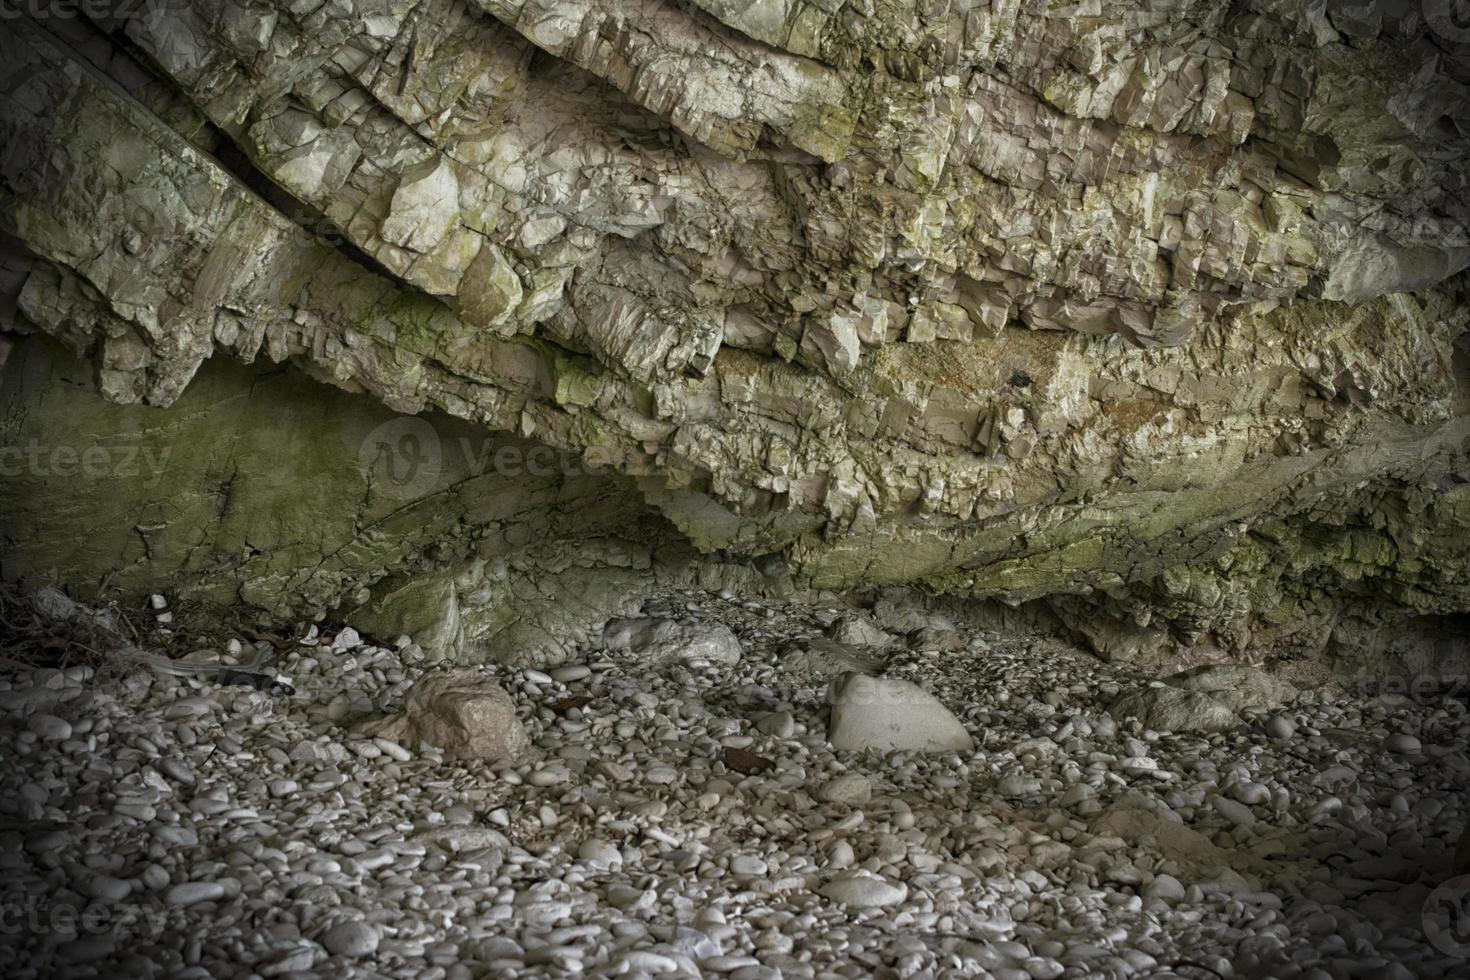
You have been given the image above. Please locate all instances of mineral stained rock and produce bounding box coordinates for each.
[355,668,531,761]
[1,1,1468,666]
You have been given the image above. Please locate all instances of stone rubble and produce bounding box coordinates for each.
[3,589,1468,977]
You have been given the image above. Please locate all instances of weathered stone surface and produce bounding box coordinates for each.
[602,617,743,665]
[357,669,530,761]
[828,616,895,651]
[0,337,716,659]
[1167,665,1298,713]
[827,672,974,754]
[0,0,1467,666]
[819,872,909,909]
[782,637,887,678]
[1108,686,1240,734]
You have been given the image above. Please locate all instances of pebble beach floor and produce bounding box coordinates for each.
[3,589,1468,978]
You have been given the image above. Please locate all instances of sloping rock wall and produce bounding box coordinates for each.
[0,336,762,661]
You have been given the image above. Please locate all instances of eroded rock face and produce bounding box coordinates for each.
[0,1,1468,664]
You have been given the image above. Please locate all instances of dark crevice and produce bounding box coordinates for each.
[0,231,42,335]
[202,133,401,283]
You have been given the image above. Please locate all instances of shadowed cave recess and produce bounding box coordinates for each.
[2,0,1470,977]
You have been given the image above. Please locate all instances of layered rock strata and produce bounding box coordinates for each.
[1,1,1467,666]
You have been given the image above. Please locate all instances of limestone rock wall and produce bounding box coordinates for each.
[1,0,1468,664]
[1,336,712,655]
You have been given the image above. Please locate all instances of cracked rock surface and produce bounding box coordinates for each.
[0,0,1468,665]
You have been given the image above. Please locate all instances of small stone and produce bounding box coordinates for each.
[1059,784,1093,807]
[1265,716,1296,739]
[81,874,131,903]
[616,951,679,973]
[578,839,622,867]
[998,773,1041,797]
[26,714,72,741]
[1212,796,1257,827]
[755,710,795,738]
[165,882,225,906]
[164,697,213,720]
[1384,733,1421,754]
[373,737,412,762]
[644,763,679,785]
[1229,781,1270,806]
[818,774,873,805]
[820,872,909,908]
[731,854,768,876]
[321,921,379,957]
[1145,874,1185,902]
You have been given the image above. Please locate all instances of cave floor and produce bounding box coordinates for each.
[2,589,1467,978]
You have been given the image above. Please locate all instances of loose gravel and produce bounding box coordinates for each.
[2,589,1467,978]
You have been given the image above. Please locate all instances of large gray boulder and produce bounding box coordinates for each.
[827,673,974,754]
[603,617,743,665]
[357,670,529,762]
[782,637,887,679]
[828,616,896,651]
[1166,665,1298,713]
[1108,686,1239,734]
